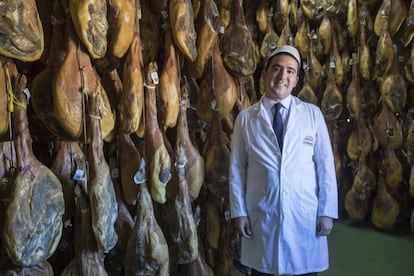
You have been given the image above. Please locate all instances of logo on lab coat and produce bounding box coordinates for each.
[303,135,314,146]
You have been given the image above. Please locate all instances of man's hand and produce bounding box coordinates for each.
[316,216,333,236]
[233,216,253,239]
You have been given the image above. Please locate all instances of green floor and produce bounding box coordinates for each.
[232,217,414,276]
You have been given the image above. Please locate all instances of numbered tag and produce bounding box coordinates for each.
[151,71,159,85]
[23,88,31,103]
[73,168,86,181]
[134,171,145,185]
[219,25,225,34]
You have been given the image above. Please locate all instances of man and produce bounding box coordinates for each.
[229,45,338,276]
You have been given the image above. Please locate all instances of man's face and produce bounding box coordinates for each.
[262,54,300,101]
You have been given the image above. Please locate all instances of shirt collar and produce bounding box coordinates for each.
[263,95,292,111]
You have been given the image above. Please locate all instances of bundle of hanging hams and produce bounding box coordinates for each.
[4,0,414,273]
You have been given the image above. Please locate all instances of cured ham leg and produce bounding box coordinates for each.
[144,62,172,204]
[124,159,169,275]
[221,0,256,77]
[30,0,70,140]
[166,145,198,264]
[371,173,399,229]
[0,0,44,62]
[174,79,205,201]
[118,132,141,205]
[53,8,115,141]
[159,30,180,130]
[196,43,237,123]
[50,141,87,221]
[61,184,108,275]
[169,0,198,61]
[69,0,108,59]
[3,74,64,266]
[118,32,144,134]
[107,0,136,58]
[188,0,219,78]
[203,110,231,198]
[87,92,118,251]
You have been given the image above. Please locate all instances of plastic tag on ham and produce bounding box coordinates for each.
[73,168,86,181]
[133,158,146,185]
[23,88,31,103]
[151,71,159,84]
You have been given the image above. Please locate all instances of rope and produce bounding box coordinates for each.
[3,62,26,111]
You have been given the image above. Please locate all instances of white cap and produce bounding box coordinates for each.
[265,45,301,68]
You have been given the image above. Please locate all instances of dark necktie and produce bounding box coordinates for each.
[273,103,283,150]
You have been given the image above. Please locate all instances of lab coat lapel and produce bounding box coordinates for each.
[284,98,302,140]
[256,99,279,146]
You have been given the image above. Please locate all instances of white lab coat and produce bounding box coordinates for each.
[229,96,338,275]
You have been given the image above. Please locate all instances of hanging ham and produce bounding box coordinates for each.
[344,157,376,221]
[50,141,87,221]
[307,34,322,91]
[159,30,180,130]
[383,140,403,192]
[53,5,115,141]
[196,42,237,123]
[61,184,108,276]
[221,0,256,77]
[359,7,372,81]
[188,0,219,79]
[3,74,65,266]
[118,31,144,134]
[166,145,199,264]
[373,102,403,149]
[374,5,395,79]
[346,119,372,162]
[140,0,160,65]
[203,109,231,200]
[144,62,172,204]
[169,79,205,200]
[260,9,278,59]
[295,19,309,60]
[124,159,170,275]
[30,0,69,139]
[371,173,400,229]
[321,66,343,121]
[380,62,407,113]
[346,56,361,121]
[118,131,141,205]
[87,91,118,251]
[297,70,318,105]
[107,0,136,58]
[169,0,198,61]
[0,0,44,62]
[69,0,108,59]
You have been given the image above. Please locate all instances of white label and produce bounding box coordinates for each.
[151,71,159,84]
[73,169,86,181]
